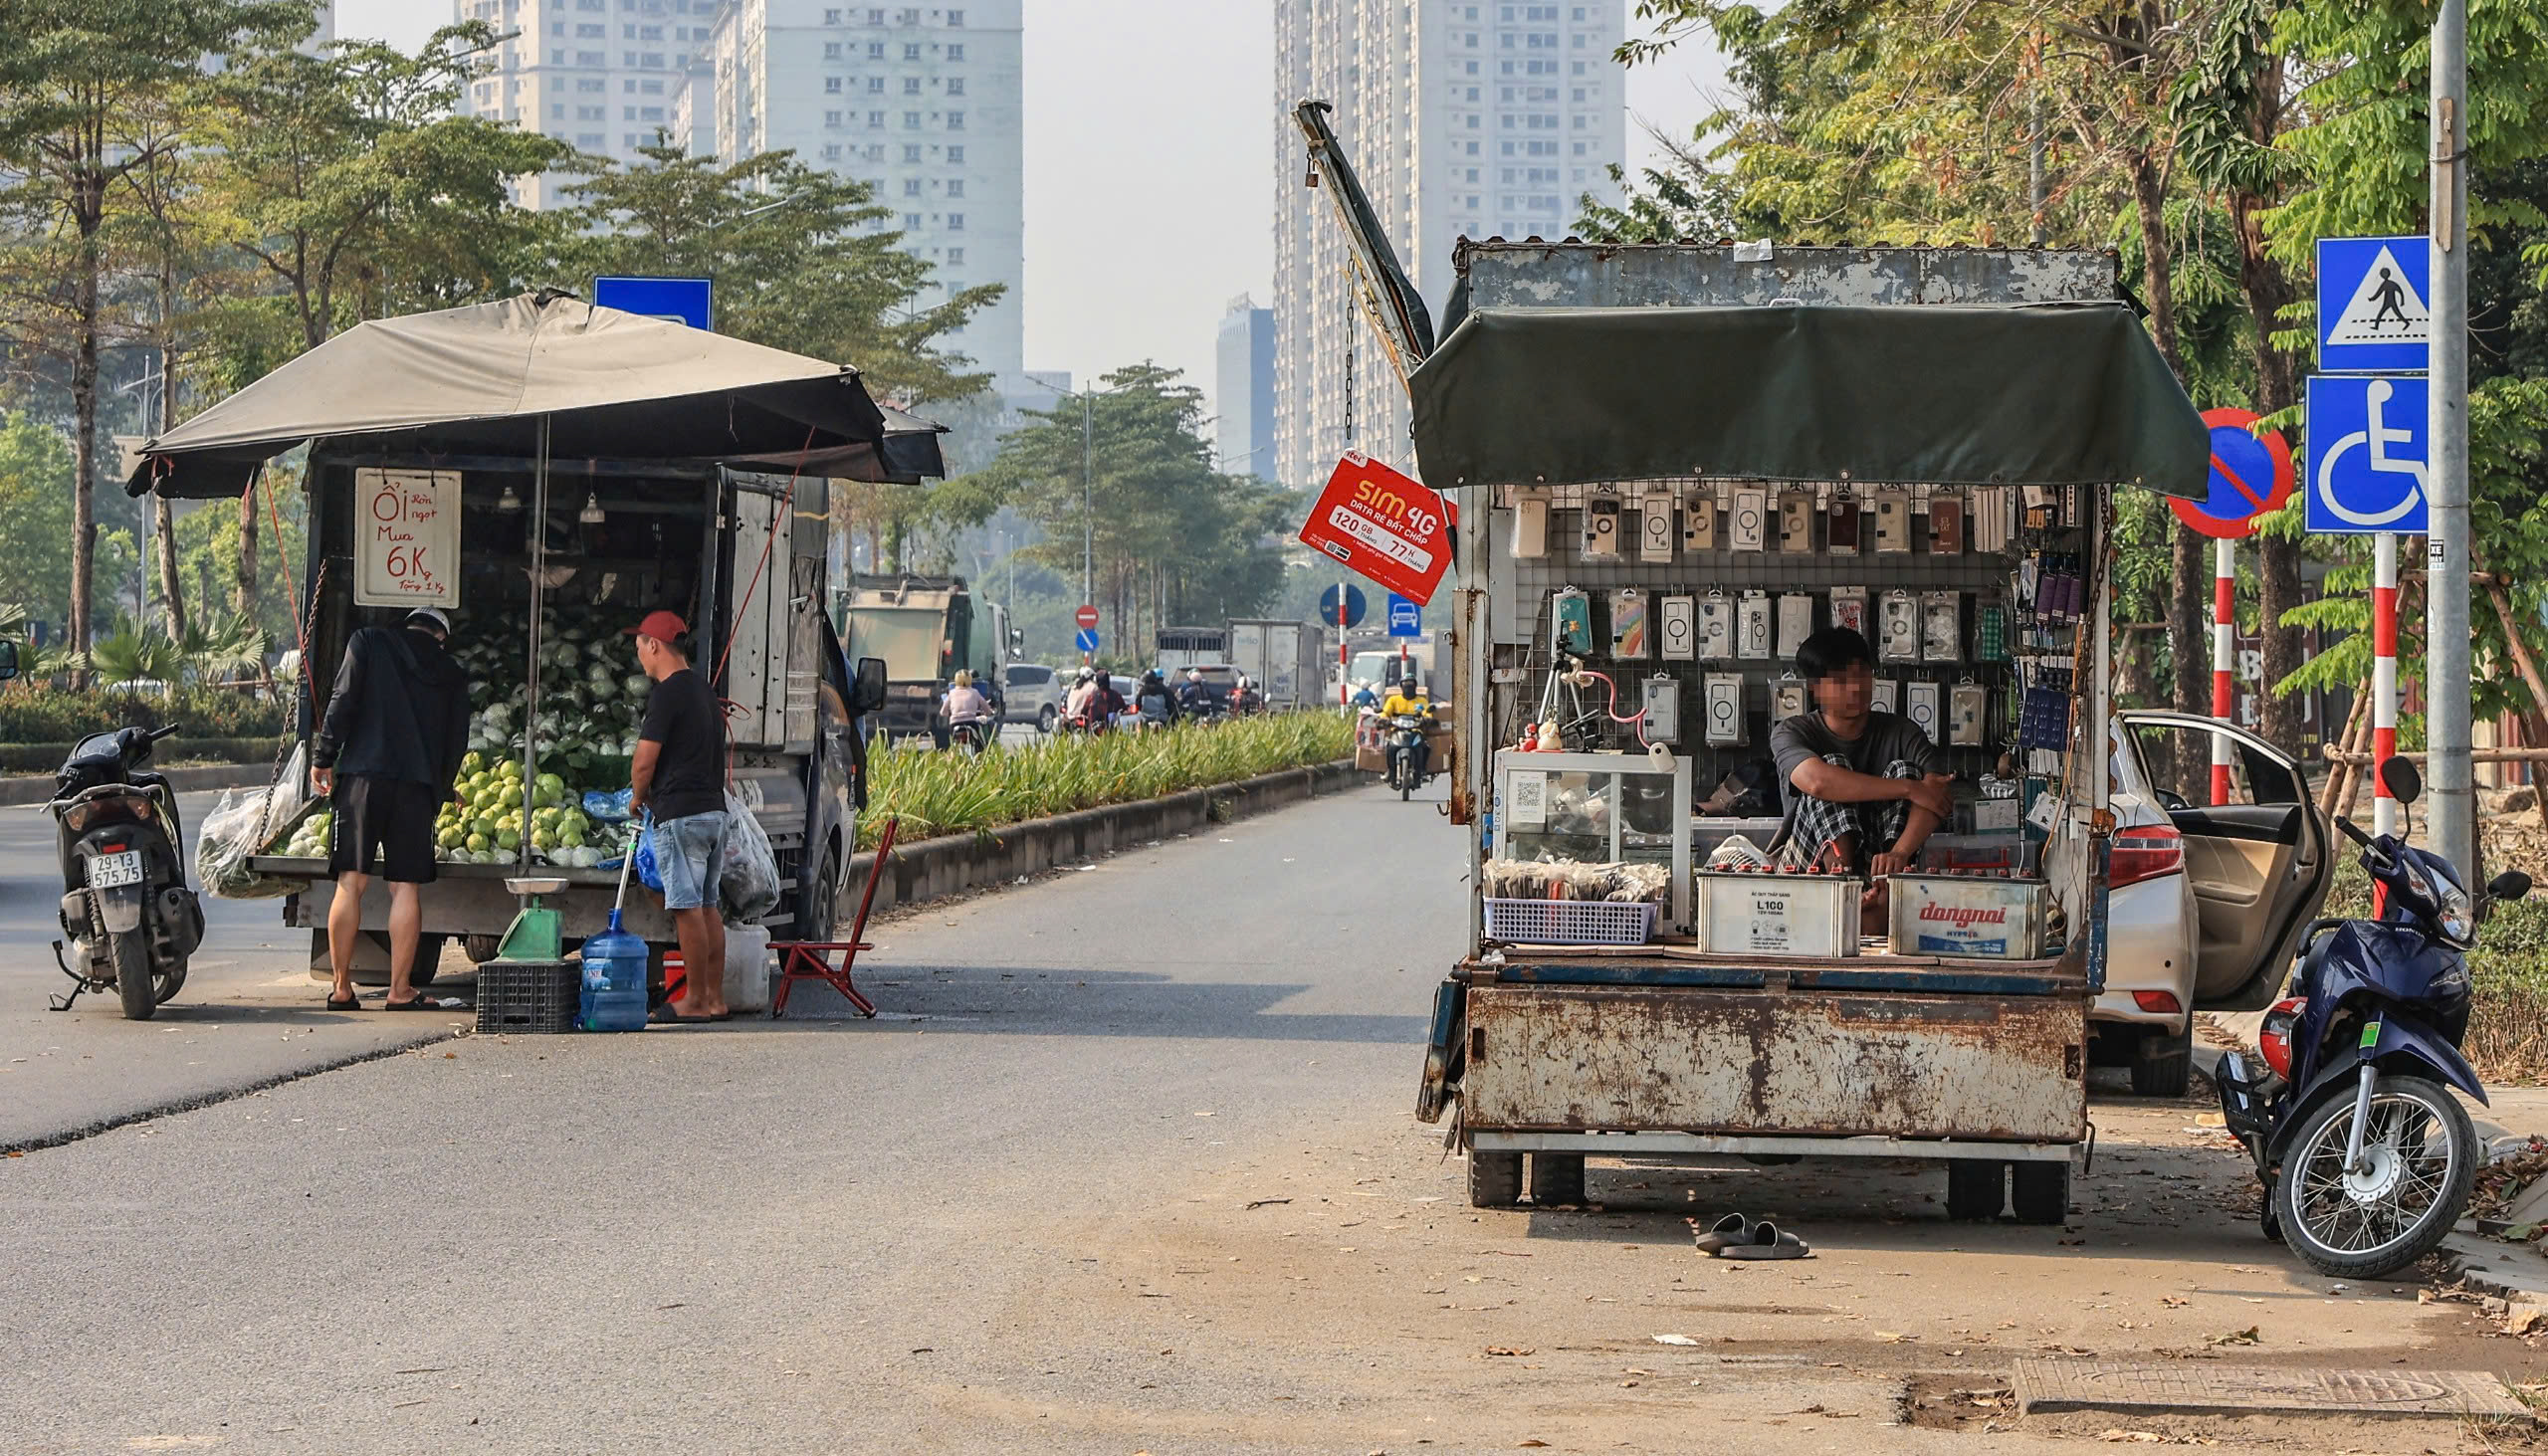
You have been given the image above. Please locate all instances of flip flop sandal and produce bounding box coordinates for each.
[324,993,361,1010]
[649,1007,717,1025]
[1690,1212,1753,1255]
[380,997,446,1012]
[1719,1220,1811,1260]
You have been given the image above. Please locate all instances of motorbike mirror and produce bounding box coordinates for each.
[0,639,16,682]
[2487,870,2534,903]
[2378,754,2423,805]
[852,655,890,715]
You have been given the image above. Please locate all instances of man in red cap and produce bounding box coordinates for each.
[628,610,730,1021]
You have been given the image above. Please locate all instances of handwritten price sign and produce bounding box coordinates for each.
[1297,453,1455,606]
[353,469,461,609]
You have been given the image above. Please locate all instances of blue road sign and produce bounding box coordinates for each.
[1319,583,1369,630]
[1074,627,1100,654]
[1385,594,1421,637]
[2317,237,2430,373]
[592,276,714,330]
[2305,375,2430,535]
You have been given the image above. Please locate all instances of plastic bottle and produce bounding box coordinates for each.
[578,909,651,1032]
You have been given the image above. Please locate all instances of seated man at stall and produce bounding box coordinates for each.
[1769,626,1955,930]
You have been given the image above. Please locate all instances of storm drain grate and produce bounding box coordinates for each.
[2013,1360,2529,1420]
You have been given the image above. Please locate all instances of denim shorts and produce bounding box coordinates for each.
[650,809,728,913]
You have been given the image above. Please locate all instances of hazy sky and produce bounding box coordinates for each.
[335,2,1728,400]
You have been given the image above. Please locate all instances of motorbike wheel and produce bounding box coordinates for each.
[112,930,157,1020]
[2274,1073,2476,1278]
[154,958,187,1006]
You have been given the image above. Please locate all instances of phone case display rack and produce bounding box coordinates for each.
[1490,479,2076,846]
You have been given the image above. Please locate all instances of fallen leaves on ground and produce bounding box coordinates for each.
[2208,1326,2260,1347]
[1485,1346,1534,1357]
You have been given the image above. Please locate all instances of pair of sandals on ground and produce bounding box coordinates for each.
[1690,1212,1811,1260]
[321,990,451,1011]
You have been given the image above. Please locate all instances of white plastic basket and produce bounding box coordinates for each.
[1482,898,1656,946]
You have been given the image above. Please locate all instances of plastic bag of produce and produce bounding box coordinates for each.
[583,787,634,823]
[195,743,314,900]
[718,791,780,923]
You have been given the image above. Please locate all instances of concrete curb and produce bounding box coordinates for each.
[846,759,1365,919]
[0,760,277,808]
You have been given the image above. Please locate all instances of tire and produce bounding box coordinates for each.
[2012,1159,2071,1225]
[2130,1019,2194,1098]
[1529,1152,1587,1208]
[112,929,156,1020]
[806,844,844,941]
[464,934,502,964]
[410,934,446,988]
[1946,1159,2006,1220]
[1037,705,1057,735]
[1468,1149,1523,1209]
[153,957,187,1006]
[2272,1072,2477,1279]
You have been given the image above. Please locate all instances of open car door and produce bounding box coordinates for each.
[2117,712,2336,1011]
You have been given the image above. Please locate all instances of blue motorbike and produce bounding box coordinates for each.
[2216,757,2531,1278]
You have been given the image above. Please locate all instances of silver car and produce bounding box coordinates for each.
[2095,714,2336,1096]
[997,663,1067,734]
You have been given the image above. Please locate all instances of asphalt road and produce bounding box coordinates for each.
[2,778,2537,1453]
[0,790,467,1149]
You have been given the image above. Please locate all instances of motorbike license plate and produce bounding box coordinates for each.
[86,850,144,890]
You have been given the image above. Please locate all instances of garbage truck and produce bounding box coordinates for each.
[837,573,1019,746]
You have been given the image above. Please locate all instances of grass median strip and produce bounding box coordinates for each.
[859,713,1358,850]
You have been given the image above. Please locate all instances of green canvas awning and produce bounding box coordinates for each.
[1407,303,2208,497]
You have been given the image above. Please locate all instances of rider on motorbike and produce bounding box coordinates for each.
[1380,675,1435,785]
[1134,669,1180,728]
[1175,668,1215,719]
[942,670,994,748]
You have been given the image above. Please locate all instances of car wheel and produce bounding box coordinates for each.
[1528,1152,1587,1208]
[1037,705,1057,735]
[1945,1159,2006,1220]
[1468,1149,1522,1209]
[2011,1160,2072,1225]
[2130,1017,2194,1099]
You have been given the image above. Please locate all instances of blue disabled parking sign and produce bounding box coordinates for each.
[1386,593,1421,637]
[2305,375,2430,535]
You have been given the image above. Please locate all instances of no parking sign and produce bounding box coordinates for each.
[2170,407,2294,540]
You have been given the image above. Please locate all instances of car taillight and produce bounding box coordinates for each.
[2259,996,2306,1079]
[2109,824,2185,889]
[2132,989,2182,1015]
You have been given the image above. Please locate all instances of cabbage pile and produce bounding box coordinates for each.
[450,612,651,770]
[280,808,333,859]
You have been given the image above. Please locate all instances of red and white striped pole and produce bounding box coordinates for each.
[2373,532,2400,836]
[2213,539,2235,805]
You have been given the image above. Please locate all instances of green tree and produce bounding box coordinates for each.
[0,411,77,625]
[0,0,317,661]
[552,141,1001,407]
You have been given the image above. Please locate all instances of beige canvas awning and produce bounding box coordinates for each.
[127,291,947,498]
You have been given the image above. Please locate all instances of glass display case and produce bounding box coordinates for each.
[1492,750,1693,934]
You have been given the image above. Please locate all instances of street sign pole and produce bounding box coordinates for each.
[2214,540,2235,806]
[2374,532,2401,837]
[1338,578,1349,707]
[2429,0,2474,871]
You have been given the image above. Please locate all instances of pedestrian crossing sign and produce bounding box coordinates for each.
[2317,236,2430,373]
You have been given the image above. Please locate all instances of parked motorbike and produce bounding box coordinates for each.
[46,725,204,1019]
[1383,714,1431,800]
[2216,756,2530,1278]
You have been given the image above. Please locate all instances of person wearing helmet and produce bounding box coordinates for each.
[1134,668,1178,727]
[1063,667,1102,728]
[1175,667,1215,718]
[1380,674,1435,786]
[942,669,993,751]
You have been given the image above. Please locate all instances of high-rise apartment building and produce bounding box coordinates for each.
[682,1,1024,392]
[452,0,724,208]
[1216,295,1276,479]
[1272,0,1626,492]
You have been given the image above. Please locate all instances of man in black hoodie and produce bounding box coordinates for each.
[312,607,470,1010]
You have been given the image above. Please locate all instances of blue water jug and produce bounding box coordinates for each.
[578,911,651,1032]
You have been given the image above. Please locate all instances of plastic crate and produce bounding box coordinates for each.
[1482,898,1656,946]
[475,958,578,1035]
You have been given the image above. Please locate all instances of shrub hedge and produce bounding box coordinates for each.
[0,687,291,743]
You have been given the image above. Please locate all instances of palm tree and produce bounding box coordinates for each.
[87,624,184,691]
[176,611,268,686]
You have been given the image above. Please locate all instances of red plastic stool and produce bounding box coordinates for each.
[769,817,897,1018]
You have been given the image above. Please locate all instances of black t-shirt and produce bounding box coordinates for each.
[639,667,727,822]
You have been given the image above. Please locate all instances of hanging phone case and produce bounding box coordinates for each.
[1703,672,1746,745]
[1879,589,1920,662]
[1948,679,1988,746]
[1771,675,1808,720]
[1609,587,1649,659]
[1905,680,1943,740]
[1929,494,1964,554]
[1776,591,1813,659]
[1976,604,2009,662]
[1972,486,2011,553]
[1696,590,1732,661]
[1682,486,1717,550]
[1730,489,1768,550]
[1921,590,1961,663]
[1737,590,1773,660]
[1551,587,1592,655]
[1511,487,1550,558]
[1872,487,1912,552]
[1778,490,1814,552]
[1582,496,1622,557]
[1637,485,1676,562]
[1870,677,1899,716]
[1830,585,1867,637]
[1827,491,1860,554]
[1641,675,1680,743]
[1659,594,1696,661]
